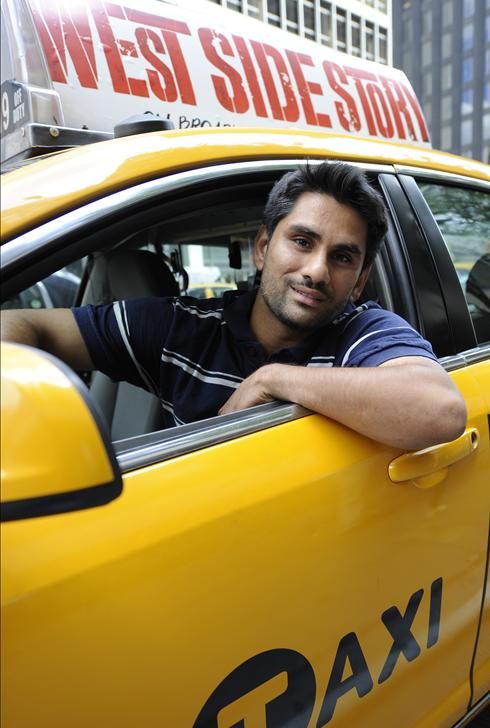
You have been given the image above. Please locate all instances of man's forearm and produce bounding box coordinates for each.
[258,360,466,450]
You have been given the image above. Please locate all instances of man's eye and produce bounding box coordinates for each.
[293,237,311,248]
[333,252,352,264]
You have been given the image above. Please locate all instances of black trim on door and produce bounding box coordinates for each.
[379,174,452,357]
[397,175,476,355]
[376,175,421,329]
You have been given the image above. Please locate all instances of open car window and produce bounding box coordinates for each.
[1,162,405,453]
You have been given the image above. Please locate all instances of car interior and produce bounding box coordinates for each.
[73,176,397,441]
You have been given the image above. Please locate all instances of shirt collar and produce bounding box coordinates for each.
[222,290,257,343]
[223,291,376,362]
[222,289,337,363]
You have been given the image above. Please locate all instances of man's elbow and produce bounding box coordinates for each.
[405,386,467,451]
[434,389,467,445]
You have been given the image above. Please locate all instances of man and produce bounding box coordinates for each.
[1,162,466,450]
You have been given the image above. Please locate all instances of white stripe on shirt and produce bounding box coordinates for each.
[160,398,186,426]
[162,348,243,388]
[113,301,159,395]
[340,326,410,366]
[174,299,223,319]
[307,355,335,368]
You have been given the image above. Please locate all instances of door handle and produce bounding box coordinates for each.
[388,428,480,489]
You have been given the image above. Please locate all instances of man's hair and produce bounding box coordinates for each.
[263,162,388,268]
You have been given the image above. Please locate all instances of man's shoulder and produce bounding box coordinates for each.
[329,300,436,367]
[333,300,411,332]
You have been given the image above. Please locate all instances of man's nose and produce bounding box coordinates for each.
[302,251,330,285]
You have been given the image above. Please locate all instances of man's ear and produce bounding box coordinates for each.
[253,225,269,272]
[351,264,372,302]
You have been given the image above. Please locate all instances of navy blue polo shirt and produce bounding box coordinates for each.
[73,290,437,428]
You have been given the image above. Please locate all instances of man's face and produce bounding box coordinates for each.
[254,192,370,333]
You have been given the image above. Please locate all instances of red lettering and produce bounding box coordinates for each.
[135,27,178,102]
[125,8,196,105]
[366,82,394,138]
[286,51,331,128]
[344,67,377,135]
[91,2,130,94]
[104,3,125,19]
[250,42,299,122]
[30,3,98,88]
[116,36,148,97]
[199,28,249,114]
[161,29,196,105]
[127,77,149,97]
[124,7,192,34]
[323,62,360,132]
[399,81,430,142]
[232,35,268,118]
[380,78,416,141]
[118,39,137,58]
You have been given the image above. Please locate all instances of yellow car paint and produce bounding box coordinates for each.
[1,364,489,727]
[2,127,489,241]
[1,126,489,728]
[1,343,114,502]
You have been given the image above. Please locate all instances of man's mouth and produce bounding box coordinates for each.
[290,284,326,306]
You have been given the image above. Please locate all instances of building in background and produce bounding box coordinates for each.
[393,0,490,162]
[207,0,391,65]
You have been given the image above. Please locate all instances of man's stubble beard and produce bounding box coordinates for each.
[259,274,349,333]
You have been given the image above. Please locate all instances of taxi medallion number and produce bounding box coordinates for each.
[1,81,29,135]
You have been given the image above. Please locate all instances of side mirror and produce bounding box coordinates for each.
[1,343,122,521]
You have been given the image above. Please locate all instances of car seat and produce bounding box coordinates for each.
[82,248,179,440]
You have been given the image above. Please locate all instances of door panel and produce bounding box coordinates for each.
[473,582,490,705]
[463,359,490,706]
[401,175,490,710]
[2,387,488,728]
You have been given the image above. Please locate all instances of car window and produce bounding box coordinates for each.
[170,240,253,295]
[418,183,490,344]
[0,164,398,451]
[0,183,266,442]
[1,260,85,310]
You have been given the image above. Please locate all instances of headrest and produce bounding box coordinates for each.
[107,249,179,299]
[83,249,180,306]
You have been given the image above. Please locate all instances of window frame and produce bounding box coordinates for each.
[398,172,489,355]
[3,158,478,473]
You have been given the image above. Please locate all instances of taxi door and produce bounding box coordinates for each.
[3,388,488,728]
[3,169,490,728]
[397,172,490,714]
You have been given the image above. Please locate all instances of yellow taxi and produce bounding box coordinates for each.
[187,283,236,299]
[1,127,489,728]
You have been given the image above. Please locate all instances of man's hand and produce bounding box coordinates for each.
[219,367,276,415]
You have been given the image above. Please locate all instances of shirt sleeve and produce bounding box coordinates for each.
[336,305,437,367]
[73,297,174,395]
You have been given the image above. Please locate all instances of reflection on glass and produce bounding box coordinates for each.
[461,87,474,114]
[463,23,474,52]
[442,0,453,27]
[462,57,474,84]
[419,183,490,344]
[463,0,475,19]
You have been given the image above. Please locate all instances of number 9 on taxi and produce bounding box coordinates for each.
[2,91,10,132]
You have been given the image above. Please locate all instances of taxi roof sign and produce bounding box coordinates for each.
[2,0,430,165]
